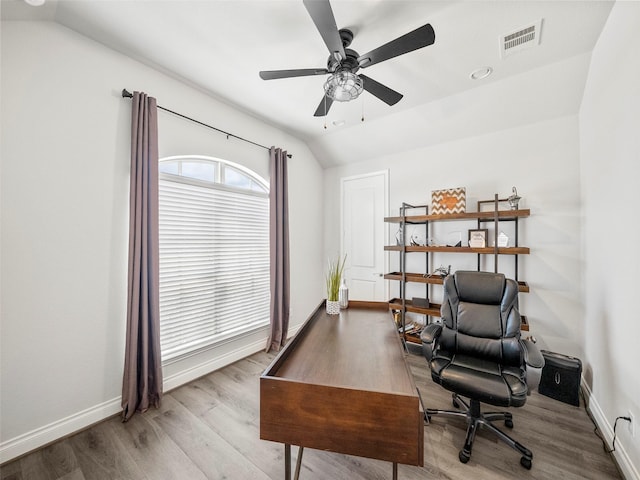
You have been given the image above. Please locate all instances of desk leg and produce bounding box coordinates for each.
[392,462,398,480]
[284,444,291,480]
[294,446,304,480]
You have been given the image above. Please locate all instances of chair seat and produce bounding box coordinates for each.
[431,353,528,407]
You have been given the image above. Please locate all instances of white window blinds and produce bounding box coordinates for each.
[158,175,269,362]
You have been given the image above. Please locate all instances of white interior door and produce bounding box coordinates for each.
[341,171,388,301]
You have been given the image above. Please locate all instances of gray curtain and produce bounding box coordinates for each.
[121,91,163,421]
[266,147,290,352]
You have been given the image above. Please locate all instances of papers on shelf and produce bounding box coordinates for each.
[398,322,423,335]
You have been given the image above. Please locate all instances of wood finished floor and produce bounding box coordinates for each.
[1,348,623,480]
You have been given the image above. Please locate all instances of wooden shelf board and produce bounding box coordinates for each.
[384,245,530,255]
[388,298,441,317]
[384,272,529,292]
[389,299,530,330]
[384,209,530,224]
[384,272,444,285]
[402,323,527,341]
[403,333,423,344]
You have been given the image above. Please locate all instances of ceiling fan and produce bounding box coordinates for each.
[259,0,435,117]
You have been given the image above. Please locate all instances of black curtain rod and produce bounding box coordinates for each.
[121,89,292,158]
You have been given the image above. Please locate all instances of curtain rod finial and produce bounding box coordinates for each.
[122,89,133,98]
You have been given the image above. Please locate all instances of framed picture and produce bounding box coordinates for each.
[468,229,488,248]
[431,187,466,215]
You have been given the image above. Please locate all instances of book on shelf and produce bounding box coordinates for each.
[399,322,423,335]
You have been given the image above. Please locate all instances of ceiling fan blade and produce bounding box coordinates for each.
[313,95,334,117]
[259,68,328,80]
[358,23,435,68]
[360,74,403,106]
[303,0,346,60]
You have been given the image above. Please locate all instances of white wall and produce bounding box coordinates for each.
[325,113,583,354]
[579,2,640,478]
[0,21,324,462]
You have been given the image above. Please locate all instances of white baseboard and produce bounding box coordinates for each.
[162,336,268,392]
[0,325,304,465]
[0,397,122,464]
[163,321,303,391]
[0,340,267,464]
[582,381,640,480]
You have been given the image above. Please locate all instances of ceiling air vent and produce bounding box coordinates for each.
[500,20,542,58]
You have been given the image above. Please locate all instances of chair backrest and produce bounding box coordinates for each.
[439,271,522,366]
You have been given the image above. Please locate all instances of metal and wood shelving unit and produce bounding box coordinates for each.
[385,195,530,344]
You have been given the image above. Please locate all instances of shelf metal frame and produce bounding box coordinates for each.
[387,194,530,344]
[396,202,430,348]
[476,194,523,281]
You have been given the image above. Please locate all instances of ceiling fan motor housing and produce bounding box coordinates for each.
[327,48,360,73]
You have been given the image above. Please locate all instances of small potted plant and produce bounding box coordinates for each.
[325,255,346,315]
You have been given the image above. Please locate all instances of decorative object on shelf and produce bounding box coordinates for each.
[469,229,488,248]
[393,310,402,327]
[339,278,349,309]
[395,228,404,246]
[326,254,347,315]
[508,186,521,210]
[497,231,510,247]
[412,297,430,308]
[446,231,462,247]
[410,231,427,246]
[426,265,451,278]
[431,187,466,215]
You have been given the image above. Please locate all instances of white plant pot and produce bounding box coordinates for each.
[326,300,341,315]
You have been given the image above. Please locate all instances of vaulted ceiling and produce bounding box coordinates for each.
[2,0,614,166]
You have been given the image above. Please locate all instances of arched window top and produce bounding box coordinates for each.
[159,155,268,194]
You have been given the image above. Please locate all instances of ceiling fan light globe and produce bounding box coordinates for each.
[324,71,364,102]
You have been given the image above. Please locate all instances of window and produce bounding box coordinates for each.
[158,155,269,362]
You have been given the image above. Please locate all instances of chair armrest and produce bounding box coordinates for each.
[521,339,544,368]
[420,323,442,362]
[521,339,545,393]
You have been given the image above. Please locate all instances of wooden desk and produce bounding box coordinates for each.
[260,301,423,479]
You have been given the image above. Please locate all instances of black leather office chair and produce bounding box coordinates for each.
[420,271,544,469]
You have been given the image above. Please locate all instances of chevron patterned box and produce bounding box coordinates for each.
[431,187,466,215]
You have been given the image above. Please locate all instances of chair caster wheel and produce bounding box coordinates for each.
[459,450,470,464]
[505,418,514,428]
[520,456,532,470]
